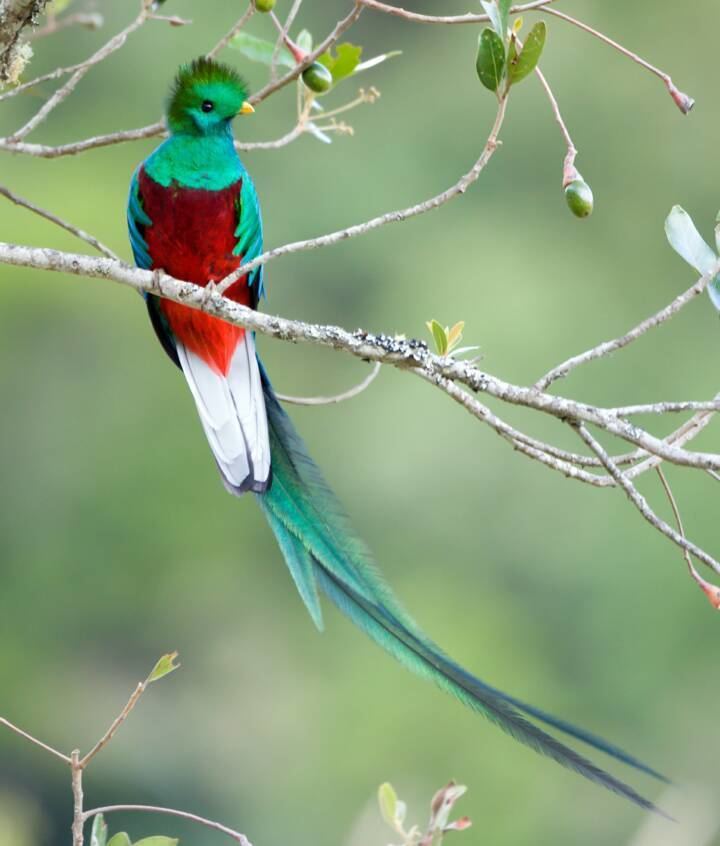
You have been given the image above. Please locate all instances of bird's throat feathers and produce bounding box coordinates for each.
[144,131,243,191]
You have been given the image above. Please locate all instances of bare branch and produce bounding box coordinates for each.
[533,64,578,185]
[0,716,71,764]
[608,400,720,417]
[84,805,253,846]
[6,2,153,142]
[207,4,255,60]
[30,12,104,39]
[575,423,720,575]
[535,268,717,391]
[269,0,303,82]
[656,467,720,609]
[0,185,118,259]
[218,95,509,291]
[72,750,84,846]
[3,243,720,478]
[277,361,381,405]
[0,122,166,157]
[538,6,695,114]
[80,681,146,769]
[357,0,559,25]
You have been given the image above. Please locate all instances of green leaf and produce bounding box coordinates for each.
[378,782,398,828]
[229,32,295,69]
[509,21,546,84]
[426,319,448,355]
[90,815,108,846]
[147,651,180,684]
[497,0,512,37]
[317,43,363,83]
[475,28,505,92]
[107,835,131,846]
[134,839,179,846]
[296,29,313,53]
[665,206,717,275]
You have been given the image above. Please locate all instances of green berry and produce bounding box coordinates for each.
[564,179,594,218]
[254,0,275,12]
[302,62,333,94]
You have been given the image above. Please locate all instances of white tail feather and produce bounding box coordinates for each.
[176,336,270,493]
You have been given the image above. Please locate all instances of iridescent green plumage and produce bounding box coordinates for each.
[256,365,667,814]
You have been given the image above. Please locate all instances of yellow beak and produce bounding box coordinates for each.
[238,101,255,116]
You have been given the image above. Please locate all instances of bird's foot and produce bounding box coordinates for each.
[201,280,217,307]
[150,268,165,294]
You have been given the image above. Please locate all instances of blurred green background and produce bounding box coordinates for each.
[1,1,719,844]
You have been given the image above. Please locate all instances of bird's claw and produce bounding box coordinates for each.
[202,280,217,306]
[151,268,164,294]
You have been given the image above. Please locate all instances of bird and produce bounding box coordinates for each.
[127,57,666,814]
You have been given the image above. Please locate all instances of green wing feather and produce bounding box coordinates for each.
[255,362,667,815]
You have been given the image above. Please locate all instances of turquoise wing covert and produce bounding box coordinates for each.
[234,166,265,304]
[127,167,152,270]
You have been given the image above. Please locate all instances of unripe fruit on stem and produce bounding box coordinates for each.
[302,62,333,94]
[254,0,275,12]
[565,179,594,218]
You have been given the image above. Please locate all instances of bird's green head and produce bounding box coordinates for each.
[166,57,254,136]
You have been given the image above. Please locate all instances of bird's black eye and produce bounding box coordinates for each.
[201,100,214,113]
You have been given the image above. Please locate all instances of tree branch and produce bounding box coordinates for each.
[0,184,118,259]
[575,423,720,575]
[84,805,253,845]
[535,267,716,391]
[2,242,719,479]
[277,361,381,406]
[218,95,509,291]
[0,716,71,764]
[0,0,49,83]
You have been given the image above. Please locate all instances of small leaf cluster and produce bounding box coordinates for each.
[378,781,471,846]
[665,205,720,310]
[425,320,465,356]
[475,0,547,96]
[91,815,177,846]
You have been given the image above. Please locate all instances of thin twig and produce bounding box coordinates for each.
[72,750,84,846]
[575,423,720,575]
[357,0,559,25]
[84,805,253,846]
[30,12,104,39]
[656,467,720,608]
[80,682,146,769]
[0,716,71,764]
[533,64,578,185]
[535,267,717,391]
[207,3,255,60]
[609,400,720,417]
[269,0,303,82]
[277,361,381,405]
[218,95,509,291]
[0,185,118,259]
[0,59,91,102]
[538,6,695,114]
[7,1,153,142]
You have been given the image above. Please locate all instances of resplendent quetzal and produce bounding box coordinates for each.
[127,58,665,813]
